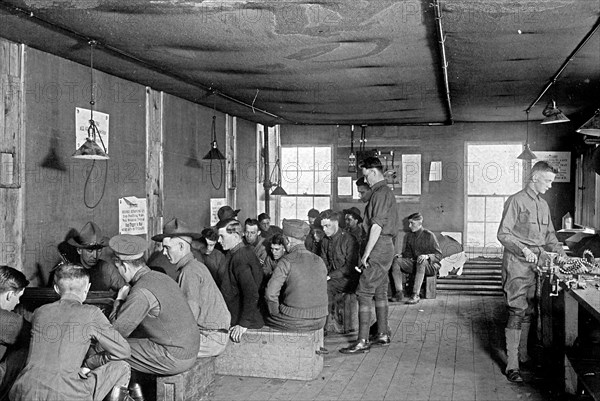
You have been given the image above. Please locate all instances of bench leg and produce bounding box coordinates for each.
[424,275,437,299]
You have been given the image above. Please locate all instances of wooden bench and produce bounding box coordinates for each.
[423,274,437,299]
[214,327,324,380]
[156,357,216,401]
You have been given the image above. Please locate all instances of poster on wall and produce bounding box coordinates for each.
[402,154,421,195]
[534,151,571,182]
[76,107,109,152]
[118,196,147,235]
[210,198,228,226]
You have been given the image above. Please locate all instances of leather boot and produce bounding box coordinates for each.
[128,383,145,401]
[519,322,531,364]
[375,305,389,337]
[505,328,523,383]
[104,386,133,401]
[339,338,371,354]
[371,333,391,347]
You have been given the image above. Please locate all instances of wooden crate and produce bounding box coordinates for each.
[215,327,324,380]
[156,357,215,401]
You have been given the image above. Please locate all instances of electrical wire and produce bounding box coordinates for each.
[83,160,109,209]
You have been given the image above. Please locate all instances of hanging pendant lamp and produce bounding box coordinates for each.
[72,41,109,160]
[518,111,537,160]
[577,109,600,137]
[540,100,570,125]
[203,105,225,160]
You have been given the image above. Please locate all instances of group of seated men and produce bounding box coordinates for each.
[1,189,443,400]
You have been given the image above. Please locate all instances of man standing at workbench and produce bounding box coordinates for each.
[497,161,567,383]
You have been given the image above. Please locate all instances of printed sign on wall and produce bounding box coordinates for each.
[534,151,571,182]
[119,197,147,235]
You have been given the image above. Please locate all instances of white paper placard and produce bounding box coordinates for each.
[337,176,353,196]
[402,154,421,195]
[353,179,361,200]
[118,196,147,235]
[210,198,228,226]
[429,161,442,181]
[534,151,571,182]
[76,107,109,152]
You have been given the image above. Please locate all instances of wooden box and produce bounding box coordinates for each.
[215,327,324,380]
[156,357,215,401]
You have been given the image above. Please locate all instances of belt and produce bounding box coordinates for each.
[201,328,229,334]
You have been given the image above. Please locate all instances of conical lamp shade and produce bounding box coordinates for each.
[202,141,226,160]
[271,185,288,196]
[41,138,67,171]
[72,138,109,160]
[577,110,600,137]
[541,100,570,124]
[517,144,537,160]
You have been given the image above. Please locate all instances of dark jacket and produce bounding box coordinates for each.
[220,243,265,328]
[321,229,359,282]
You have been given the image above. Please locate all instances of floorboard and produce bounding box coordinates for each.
[210,295,560,401]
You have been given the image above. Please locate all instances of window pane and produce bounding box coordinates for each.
[485,222,501,247]
[467,197,485,222]
[467,143,523,195]
[466,223,484,248]
[281,147,297,166]
[313,197,330,212]
[296,197,313,217]
[280,197,297,220]
[281,169,299,194]
[314,171,331,194]
[297,147,314,170]
[297,171,315,194]
[314,147,331,168]
[485,197,505,222]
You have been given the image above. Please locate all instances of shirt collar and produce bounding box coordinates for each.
[230,241,245,254]
[131,266,151,284]
[525,186,540,200]
[371,180,387,191]
[176,252,195,270]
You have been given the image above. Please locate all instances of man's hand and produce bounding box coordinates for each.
[522,248,538,264]
[109,300,123,322]
[556,255,567,265]
[116,285,130,301]
[417,254,429,264]
[360,255,370,269]
[229,325,247,343]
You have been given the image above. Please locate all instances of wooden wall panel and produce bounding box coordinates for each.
[162,94,226,229]
[146,88,163,254]
[235,117,258,222]
[0,39,24,270]
[24,47,146,284]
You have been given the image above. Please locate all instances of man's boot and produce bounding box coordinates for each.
[519,322,531,364]
[371,304,391,346]
[128,383,145,401]
[104,386,133,401]
[505,328,523,383]
[340,310,371,354]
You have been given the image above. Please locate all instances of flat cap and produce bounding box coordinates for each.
[307,208,320,219]
[282,219,310,240]
[407,212,423,221]
[218,206,240,221]
[109,235,147,260]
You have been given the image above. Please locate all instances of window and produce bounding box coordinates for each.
[465,143,523,252]
[279,146,332,221]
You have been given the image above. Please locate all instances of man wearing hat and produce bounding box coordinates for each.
[319,210,359,334]
[109,234,200,376]
[304,208,322,255]
[265,219,328,331]
[152,218,231,358]
[344,207,366,251]
[216,219,264,343]
[355,176,372,203]
[392,213,442,305]
[341,157,399,354]
[217,205,240,222]
[67,221,126,294]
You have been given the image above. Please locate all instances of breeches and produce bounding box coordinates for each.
[266,314,327,331]
[502,251,536,329]
[198,330,228,358]
[396,257,438,276]
[127,338,196,376]
[356,236,394,304]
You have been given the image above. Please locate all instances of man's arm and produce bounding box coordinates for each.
[91,308,131,360]
[426,232,443,264]
[497,197,529,256]
[329,234,358,280]
[362,223,382,266]
[177,267,202,322]
[0,309,29,346]
[544,217,567,256]
[265,259,291,316]
[235,261,262,328]
[112,288,154,337]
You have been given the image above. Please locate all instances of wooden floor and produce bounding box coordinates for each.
[210,295,563,401]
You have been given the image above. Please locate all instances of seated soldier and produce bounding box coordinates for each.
[319,210,360,334]
[153,218,231,358]
[304,208,321,255]
[243,218,268,265]
[0,266,30,401]
[67,221,126,294]
[265,219,328,331]
[343,207,366,252]
[216,219,265,343]
[263,233,288,279]
[198,227,227,287]
[392,213,442,305]
[10,264,131,401]
[258,213,283,240]
[109,235,200,377]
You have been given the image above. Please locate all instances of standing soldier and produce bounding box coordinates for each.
[497,161,566,383]
[340,157,399,353]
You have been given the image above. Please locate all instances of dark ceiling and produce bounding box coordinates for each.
[0,0,599,126]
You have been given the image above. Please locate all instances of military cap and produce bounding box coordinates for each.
[109,235,147,260]
[282,219,310,240]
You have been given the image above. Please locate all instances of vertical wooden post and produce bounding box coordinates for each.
[0,40,24,271]
[145,88,163,254]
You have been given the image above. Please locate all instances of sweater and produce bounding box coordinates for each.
[404,228,443,265]
[265,244,328,319]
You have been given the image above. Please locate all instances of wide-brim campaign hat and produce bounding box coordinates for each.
[343,207,363,223]
[151,218,202,241]
[67,222,108,249]
[217,206,240,221]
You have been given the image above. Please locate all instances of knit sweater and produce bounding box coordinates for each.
[404,228,443,265]
[265,244,328,319]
